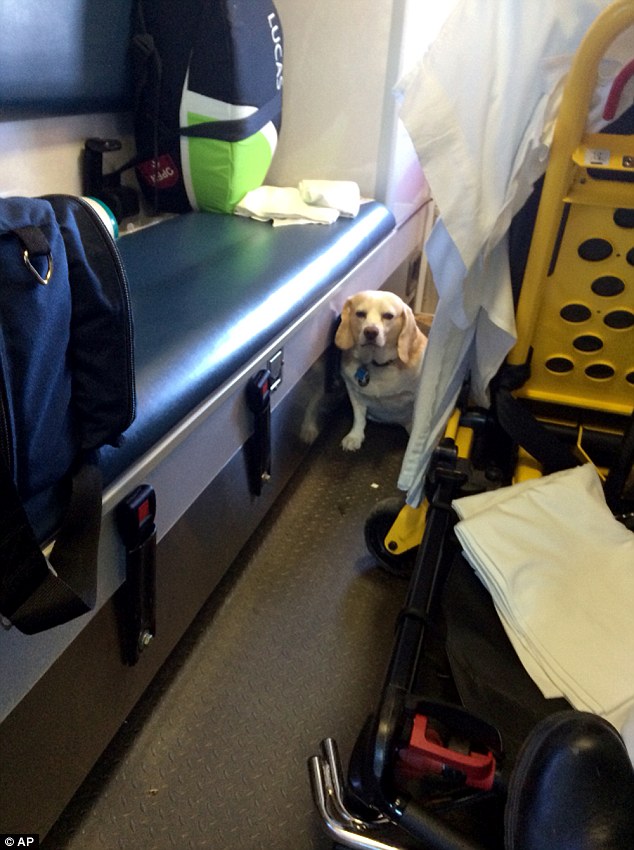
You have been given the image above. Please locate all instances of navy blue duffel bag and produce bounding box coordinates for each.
[0,195,136,634]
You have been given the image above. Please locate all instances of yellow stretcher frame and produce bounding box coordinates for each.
[509,0,634,416]
[382,0,634,559]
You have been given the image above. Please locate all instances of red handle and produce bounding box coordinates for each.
[603,57,634,120]
[397,714,496,791]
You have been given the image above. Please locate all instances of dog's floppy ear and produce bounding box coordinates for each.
[397,303,425,365]
[334,298,356,350]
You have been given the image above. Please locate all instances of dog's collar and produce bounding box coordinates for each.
[354,358,397,386]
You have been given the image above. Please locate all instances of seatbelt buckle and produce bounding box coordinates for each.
[118,483,156,549]
[246,368,272,495]
[117,484,157,665]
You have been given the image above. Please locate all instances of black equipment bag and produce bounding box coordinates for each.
[0,195,135,634]
[133,0,284,215]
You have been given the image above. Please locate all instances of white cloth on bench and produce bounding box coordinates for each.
[298,179,361,218]
[235,185,340,225]
[234,180,361,225]
[453,464,634,752]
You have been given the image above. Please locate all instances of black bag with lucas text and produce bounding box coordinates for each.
[133,0,284,214]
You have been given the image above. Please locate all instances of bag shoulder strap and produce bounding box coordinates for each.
[178,91,283,142]
[0,453,102,634]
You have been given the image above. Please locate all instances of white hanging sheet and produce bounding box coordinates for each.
[396,0,633,505]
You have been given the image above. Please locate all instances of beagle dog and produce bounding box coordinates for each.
[335,290,429,451]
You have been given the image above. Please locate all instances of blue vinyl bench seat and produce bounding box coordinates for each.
[101,201,395,486]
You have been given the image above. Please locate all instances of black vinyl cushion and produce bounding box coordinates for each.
[0,0,133,117]
[505,711,634,850]
[100,203,395,485]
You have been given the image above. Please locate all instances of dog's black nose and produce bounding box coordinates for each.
[363,326,379,341]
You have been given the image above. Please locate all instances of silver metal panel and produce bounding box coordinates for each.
[43,418,411,849]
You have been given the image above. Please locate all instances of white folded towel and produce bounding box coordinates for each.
[234,186,340,225]
[452,464,634,745]
[298,179,361,218]
[234,180,362,226]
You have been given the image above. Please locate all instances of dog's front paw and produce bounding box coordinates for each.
[341,431,364,451]
[300,419,319,444]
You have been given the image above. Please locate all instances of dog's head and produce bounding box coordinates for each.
[335,290,425,365]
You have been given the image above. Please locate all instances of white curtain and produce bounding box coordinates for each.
[396,0,633,505]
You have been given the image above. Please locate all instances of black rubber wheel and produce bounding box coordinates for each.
[364,497,416,578]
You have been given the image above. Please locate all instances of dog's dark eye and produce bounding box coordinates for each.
[382,312,394,321]
[355,310,367,319]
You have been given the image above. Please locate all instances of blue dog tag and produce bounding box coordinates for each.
[355,365,370,387]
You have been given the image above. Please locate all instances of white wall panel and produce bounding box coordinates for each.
[266,0,393,197]
[0,112,133,198]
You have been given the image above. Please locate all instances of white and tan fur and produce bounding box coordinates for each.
[335,290,429,451]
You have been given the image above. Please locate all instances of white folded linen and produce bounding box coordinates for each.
[234,185,340,225]
[298,179,361,218]
[452,465,634,742]
[234,180,363,226]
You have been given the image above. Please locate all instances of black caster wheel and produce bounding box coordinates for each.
[364,497,416,578]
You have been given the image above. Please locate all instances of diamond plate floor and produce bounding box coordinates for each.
[42,416,410,850]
